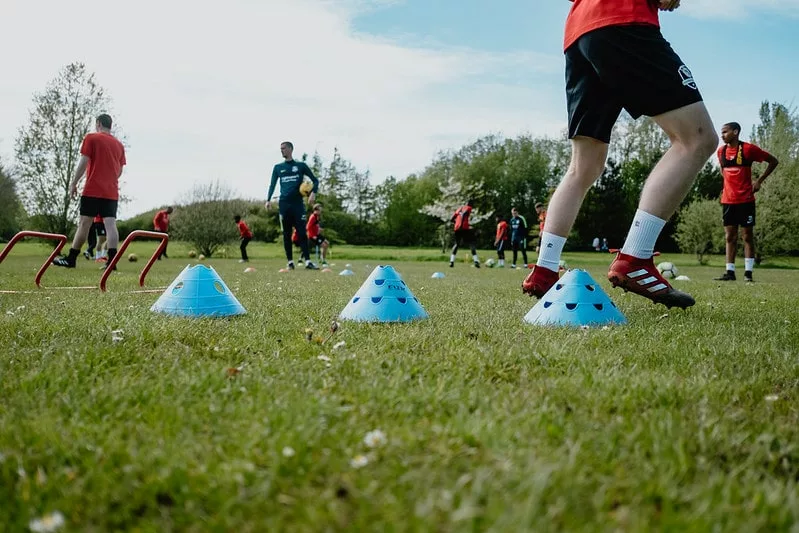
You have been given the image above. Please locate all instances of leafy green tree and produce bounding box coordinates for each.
[14,63,115,235]
[0,162,24,241]
[675,199,725,264]
[171,181,247,257]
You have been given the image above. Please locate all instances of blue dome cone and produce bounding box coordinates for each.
[151,264,246,318]
[339,265,429,322]
[523,269,626,327]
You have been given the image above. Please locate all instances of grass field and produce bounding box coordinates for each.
[1,241,799,532]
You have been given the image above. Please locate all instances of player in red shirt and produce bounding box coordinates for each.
[714,122,779,282]
[534,202,547,252]
[522,0,718,310]
[306,203,330,266]
[153,207,173,260]
[234,214,254,262]
[449,199,480,268]
[54,114,126,269]
[494,214,509,268]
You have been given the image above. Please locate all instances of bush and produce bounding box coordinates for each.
[675,199,725,264]
[170,182,247,257]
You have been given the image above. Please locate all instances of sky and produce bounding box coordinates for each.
[1,0,798,219]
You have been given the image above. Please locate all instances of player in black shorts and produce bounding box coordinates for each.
[523,0,718,311]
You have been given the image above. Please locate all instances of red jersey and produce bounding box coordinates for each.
[564,0,659,51]
[237,220,252,238]
[79,132,126,200]
[153,210,170,231]
[307,213,321,239]
[93,215,103,223]
[452,205,472,231]
[538,211,547,233]
[718,142,770,204]
[495,221,509,242]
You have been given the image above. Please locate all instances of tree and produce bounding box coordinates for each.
[675,199,725,264]
[171,181,247,257]
[14,63,114,236]
[0,162,24,241]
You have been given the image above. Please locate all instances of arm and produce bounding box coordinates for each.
[266,166,279,209]
[69,155,90,199]
[754,154,779,192]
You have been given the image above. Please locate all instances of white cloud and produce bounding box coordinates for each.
[680,0,799,19]
[0,0,563,218]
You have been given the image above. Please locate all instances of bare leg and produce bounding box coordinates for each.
[71,216,94,249]
[103,217,119,249]
[741,226,755,259]
[725,226,739,264]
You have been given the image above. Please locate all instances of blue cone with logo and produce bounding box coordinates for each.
[523,269,626,327]
[151,264,246,318]
[339,265,429,322]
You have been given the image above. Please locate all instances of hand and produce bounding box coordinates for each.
[70,183,78,200]
[308,192,316,205]
[265,201,272,210]
[658,0,680,11]
[753,180,763,193]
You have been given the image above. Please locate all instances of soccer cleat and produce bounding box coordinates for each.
[521,266,559,298]
[608,252,695,309]
[714,271,736,281]
[83,250,92,260]
[288,262,296,270]
[510,264,516,269]
[744,271,754,283]
[474,261,481,268]
[449,262,454,268]
[238,259,248,263]
[52,256,76,268]
[305,261,319,270]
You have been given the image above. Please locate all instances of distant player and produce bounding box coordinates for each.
[53,114,125,270]
[266,141,319,270]
[509,207,529,268]
[307,203,330,266]
[494,214,509,267]
[534,202,546,252]
[714,122,779,282]
[449,199,480,268]
[234,214,253,263]
[153,206,173,260]
[522,0,718,310]
[84,214,107,261]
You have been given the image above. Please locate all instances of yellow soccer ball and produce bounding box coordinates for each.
[128,253,138,262]
[299,180,314,197]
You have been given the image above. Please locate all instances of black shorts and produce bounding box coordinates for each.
[310,235,326,246]
[565,24,704,143]
[80,196,118,218]
[512,239,526,250]
[454,229,475,247]
[722,202,756,227]
[92,222,106,236]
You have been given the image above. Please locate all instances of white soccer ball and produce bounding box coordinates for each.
[558,259,568,270]
[657,261,678,279]
[484,258,495,268]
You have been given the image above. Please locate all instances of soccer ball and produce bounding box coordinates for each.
[657,261,678,279]
[198,254,206,261]
[188,250,197,258]
[485,258,495,268]
[128,253,138,262]
[299,180,314,197]
[558,259,568,270]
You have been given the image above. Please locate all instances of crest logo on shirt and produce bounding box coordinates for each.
[678,65,697,90]
[292,166,298,172]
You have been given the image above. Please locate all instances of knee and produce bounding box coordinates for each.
[725,232,738,244]
[742,232,754,244]
[691,127,719,160]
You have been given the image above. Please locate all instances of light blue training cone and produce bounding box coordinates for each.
[339,265,429,322]
[431,272,445,279]
[523,269,626,327]
[339,269,355,276]
[150,264,246,318]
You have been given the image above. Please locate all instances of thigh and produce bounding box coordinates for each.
[578,25,703,119]
[565,43,622,143]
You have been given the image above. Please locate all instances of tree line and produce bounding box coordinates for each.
[3,63,798,261]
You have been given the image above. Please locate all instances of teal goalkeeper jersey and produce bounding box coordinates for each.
[268,160,318,203]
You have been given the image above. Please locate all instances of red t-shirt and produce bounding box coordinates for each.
[564,0,659,51]
[237,220,253,238]
[93,215,103,223]
[718,142,770,204]
[453,206,472,231]
[80,132,126,200]
[307,213,321,239]
[495,221,509,242]
[153,210,170,231]
[538,211,547,233]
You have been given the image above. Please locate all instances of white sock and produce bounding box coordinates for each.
[536,232,567,272]
[726,263,736,272]
[745,258,754,272]
[472,254,479,263]
[498,259,504,266]
[620,209,667,259]
[95,252,100,259]
[449,254,455,263]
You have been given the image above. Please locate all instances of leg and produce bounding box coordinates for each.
[450,233,460,266]
[725,225,739,265]
[521,241,528,266]
[72,216,93,250]
[512,242,519,266]
[321,240,329,262]
[741,226,755,280]
[295,221,310,262]
[280,213,294,263]
[86,223,97,255]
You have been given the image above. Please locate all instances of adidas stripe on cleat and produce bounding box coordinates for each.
[607,252,695,309]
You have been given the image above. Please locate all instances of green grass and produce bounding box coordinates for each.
[1,242,799,532]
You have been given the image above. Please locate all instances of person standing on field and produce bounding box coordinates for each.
[53,114,125,270]
[449,199,480,268]
[234,214,253,263]
[509,207,529,268]
[266,141,319,270]
[713,121,778,282]
[522,0,718,310]
[153,206,173,260]
[494,214,509,267]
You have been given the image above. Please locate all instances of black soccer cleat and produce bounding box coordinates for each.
[714,270,736,281]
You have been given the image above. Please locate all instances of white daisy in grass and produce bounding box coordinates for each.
[317,355,331,362]
[111,329,124,343]
[350,454,369,469]
[765,395,779,402]
[29,511,65,532]
[333,341,346,351]
[364,429,387,448]
[282,446,296,458]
